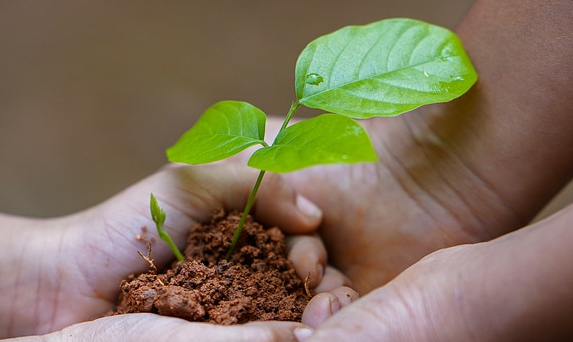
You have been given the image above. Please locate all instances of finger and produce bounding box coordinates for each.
[300,284,412,342]
[286,235,327,291]
[253,172,323,235]
[48,313,312,342]
[313,266,353,294]
[286,234,352,295]
[302,286,359,328]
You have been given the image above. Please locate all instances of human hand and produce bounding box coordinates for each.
[0,163,348,338]
[251,0,573,294]
[260,110,520,293]
[7,314,313,342]
[297,205,573,341]
[298,244,483,342]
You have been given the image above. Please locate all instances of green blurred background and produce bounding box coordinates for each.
[1,1,570,219]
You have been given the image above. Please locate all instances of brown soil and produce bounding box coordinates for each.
[113,209,309,324]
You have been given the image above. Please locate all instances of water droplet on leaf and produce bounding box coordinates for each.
[306,73,324,86]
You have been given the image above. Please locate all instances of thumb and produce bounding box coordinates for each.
[298,285,414,342]
[253,172,323,235]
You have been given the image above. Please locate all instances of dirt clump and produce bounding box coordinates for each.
[113,209,309,324]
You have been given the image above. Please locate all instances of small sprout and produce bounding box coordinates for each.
[150,193,185,262]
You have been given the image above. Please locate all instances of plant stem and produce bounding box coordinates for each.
[225,170,266,260]
[150,193,186,262]
[225,100,301,260]
[157,222,186,262]
[279,101,301,132]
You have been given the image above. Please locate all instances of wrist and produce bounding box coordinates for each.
[449,0,573,223]
[0,214,60,337]
[0,213,105,338]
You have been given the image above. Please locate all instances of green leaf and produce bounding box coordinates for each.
[295,18,478,118]
[166,101,267,164]
[150,193,166,225]
[248,114,377,173]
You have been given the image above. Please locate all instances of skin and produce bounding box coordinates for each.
[260,0,573,294]
[3,0,571,339]
[279,0,573,340]
[0,164,348,340]
[299,204,573,341]
[8,315,310,342]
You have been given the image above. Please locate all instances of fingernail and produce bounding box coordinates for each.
[294,327,314,342]
[329,295,341,314]
[296,195,322,219]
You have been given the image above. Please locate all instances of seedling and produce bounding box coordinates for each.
[161,18,477,260]
[150,193,185,262]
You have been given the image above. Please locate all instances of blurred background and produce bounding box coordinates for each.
[1,1,571,219]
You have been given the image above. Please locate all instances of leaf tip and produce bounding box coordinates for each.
[150,193,166,225]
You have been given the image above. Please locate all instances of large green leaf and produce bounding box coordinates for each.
[167,101,266,164]
[295,18,477,118]
[248,114,377,173]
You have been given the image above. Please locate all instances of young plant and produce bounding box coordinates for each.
[164,18,477,260]
[150,193,185,262]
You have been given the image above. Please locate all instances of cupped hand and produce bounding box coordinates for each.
[0,163,346,338]
[262,111,524,293]
[258,0,573,293]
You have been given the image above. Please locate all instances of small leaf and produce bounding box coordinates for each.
[295,18,478,118]
[167,101,266,164]
[248,114,377,173]
[150,193,166,225]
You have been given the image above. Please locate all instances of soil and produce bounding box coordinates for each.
[113,209,309,324]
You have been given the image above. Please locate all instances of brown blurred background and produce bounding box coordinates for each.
[0,1,571,219]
